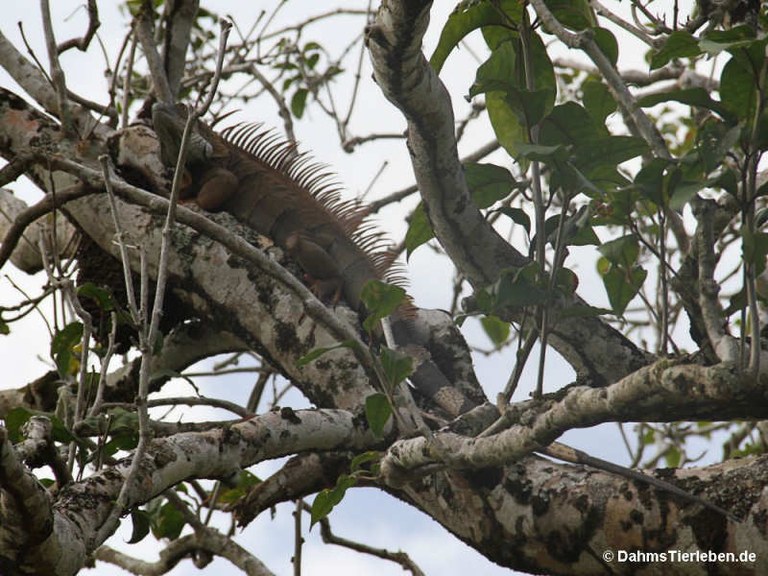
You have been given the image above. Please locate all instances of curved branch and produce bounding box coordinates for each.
[365,1,652,386]
[2,409,376,576]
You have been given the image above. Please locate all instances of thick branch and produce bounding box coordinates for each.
[366,1,652,386]
[2,409,376,576]
[382,360,766,473]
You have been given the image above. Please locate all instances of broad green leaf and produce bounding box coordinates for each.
[697,121,741,172]
[5,408,33,443]
[574,135,648,174]
[539,102,605,146]
[464,163,516,207]
[310,475,356,527]
[76,283,116,312]
[480,315,510,346]
[582,79,615,125]
[485,264,548,312]
[634,157,676,206]
[742,229,768,276]
[638,87,734,123]
[350,451,380,473]
[470,37,553,129]
[51,322,84,377]
[430,0,524,73]
[379,347,414,389]
[360,281,408,333]
[519,31,557,116]
[404,203,434,259]
[665,446,682,468]
[365,393,392,437]
[598,234,639,268]
[497,207,531,236]
[699,25,760,55]
[468,40,516,99]
[650,31,701,69]
[593,27,619,68]
[515,143,569,162]
[291,88,308,119]
[128,510,151,544]
[541,0,595,31]
[487,91,527,158]
[601,265,647,316]
[719,39,767,122]
[151,501,186,540]
[217,470,262,505]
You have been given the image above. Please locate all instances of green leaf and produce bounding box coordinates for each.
[51,322,84,377]
[638,87,734,123]
[720,55,757,122]
[539,102,605,144]
[497,207,531,236]
[597,234,640,268]
[484,264,548,312]
[5,408,33,443]
[379,347,414,389]
[217,470,262,505]
[574,135,648,174]
[593,27,619,68]
[480,315,510,346]
[464,163,516,208]
[665,446,682,468]
[650,31,701,69]
[430,0,524,73]
[151,501,186,540]
[310,475,356,527]
[472,32,555,128]
[699,25,760,55]
[697,121,741,172]
[582,79,615,125]
[350,451,380,473]
[515,142,569,162]
[76,283,116,312]
[487,91,527,158]
[468,40,517,99]
[404,203,434,259]
[633,158,675,206]
[360,281,408,333]
[128,510,151,544]
[601,265,647,316]
[742,229,768,276]
[365,393,392,437]
[0,316,8,335]
[541,0,595,31]
[291,89,308,119]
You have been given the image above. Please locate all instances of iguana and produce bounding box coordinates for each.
[150,103,737,522]
[151,102,477,417]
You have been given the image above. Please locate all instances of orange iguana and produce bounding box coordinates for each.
[151,102,477,417]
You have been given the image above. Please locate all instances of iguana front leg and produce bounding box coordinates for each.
[192,167,239,211]
[284,232,344,303]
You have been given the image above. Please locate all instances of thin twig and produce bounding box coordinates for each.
[40,0,74,134]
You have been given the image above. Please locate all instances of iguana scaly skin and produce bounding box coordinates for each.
[152,104,392,310]
[151,102,476,417]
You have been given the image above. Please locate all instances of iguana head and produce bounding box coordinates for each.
[151,102,215,167]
